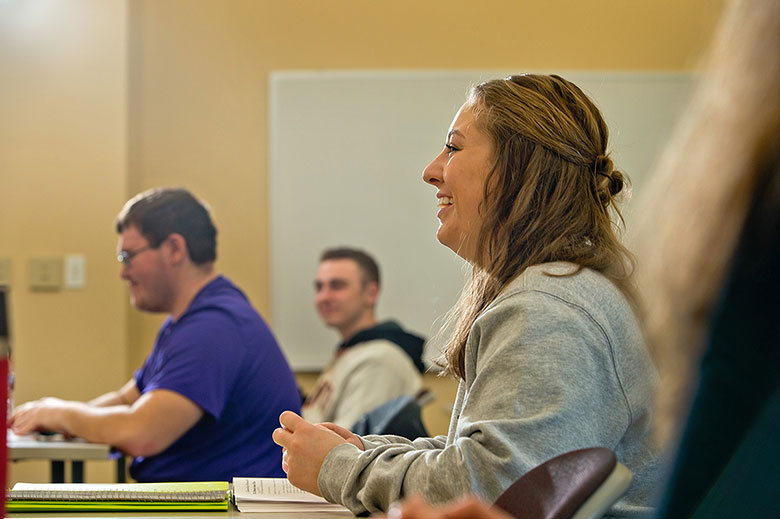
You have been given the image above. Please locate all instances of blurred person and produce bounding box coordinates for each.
[303,247,424,429]
[10,188,301,481]
[633,0,780,516]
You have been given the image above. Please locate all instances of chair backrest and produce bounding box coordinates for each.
[351,393,429,439]
[494,447,633,519]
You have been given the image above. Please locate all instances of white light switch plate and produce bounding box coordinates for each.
[64,254,87,290]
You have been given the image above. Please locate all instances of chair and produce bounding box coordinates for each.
[494,447,633,519]
[351,389,433,440]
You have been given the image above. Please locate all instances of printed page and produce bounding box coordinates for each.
[232,477,330,503]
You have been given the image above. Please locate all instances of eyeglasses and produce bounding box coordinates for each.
[117,245,152,267]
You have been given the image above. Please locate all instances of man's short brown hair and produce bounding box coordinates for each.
[116,187,217,264]
[320,247,380,286]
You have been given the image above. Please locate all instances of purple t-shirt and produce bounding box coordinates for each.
[130,275,300,482]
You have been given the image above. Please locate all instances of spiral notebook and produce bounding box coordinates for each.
[6,481,229,512]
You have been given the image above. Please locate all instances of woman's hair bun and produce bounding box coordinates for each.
[594,154,624,202]
[607,168,625,197]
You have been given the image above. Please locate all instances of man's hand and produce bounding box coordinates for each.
[272,411,361,496]
[9,397,78,436]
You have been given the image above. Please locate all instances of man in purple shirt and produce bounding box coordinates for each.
[10,188,300,481]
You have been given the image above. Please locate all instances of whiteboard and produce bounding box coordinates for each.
[269,70,694,370]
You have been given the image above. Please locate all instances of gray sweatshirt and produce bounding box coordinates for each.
[318,262,660,517]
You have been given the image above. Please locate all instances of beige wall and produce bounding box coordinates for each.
[0,0,129,482]
[1,0,725,483]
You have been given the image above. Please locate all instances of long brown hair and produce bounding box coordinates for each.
[441,74,634,379]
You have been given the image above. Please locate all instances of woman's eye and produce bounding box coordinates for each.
[445,143,459,153]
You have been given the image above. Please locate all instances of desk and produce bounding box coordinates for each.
[8,431,125,483]
[6,502,356,518]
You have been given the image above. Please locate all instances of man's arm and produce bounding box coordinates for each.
[88,378,140,407]
[9,388,203,457]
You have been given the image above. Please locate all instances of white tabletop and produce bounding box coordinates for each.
[7,431,112,461]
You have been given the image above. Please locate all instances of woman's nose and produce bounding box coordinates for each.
[423,151,444,185]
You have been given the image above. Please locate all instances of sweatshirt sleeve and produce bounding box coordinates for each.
[360,434,450,450]
[317,289,634,515]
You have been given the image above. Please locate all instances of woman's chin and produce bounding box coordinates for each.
[436,232,474,263]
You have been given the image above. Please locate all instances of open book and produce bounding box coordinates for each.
[6,481,229,512]
[232,477,351,514]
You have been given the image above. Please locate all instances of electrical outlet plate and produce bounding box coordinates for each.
[29,257,63,291]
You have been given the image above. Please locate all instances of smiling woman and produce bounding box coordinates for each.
[273,74,660,517]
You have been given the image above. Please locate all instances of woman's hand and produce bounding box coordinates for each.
[317,421,364,449]
[272,411,361,496]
